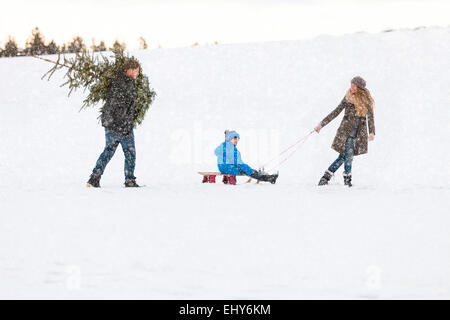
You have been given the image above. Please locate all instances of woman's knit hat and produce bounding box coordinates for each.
[224,130,240,141]
[351,76,366,89]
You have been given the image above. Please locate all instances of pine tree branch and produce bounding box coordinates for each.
[31,54,71,69]
[32,53,97,81]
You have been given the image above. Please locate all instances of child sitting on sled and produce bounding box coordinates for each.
[214,130,278,184]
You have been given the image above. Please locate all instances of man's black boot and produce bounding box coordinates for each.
[87,173,101,188]
[125,178,140,188]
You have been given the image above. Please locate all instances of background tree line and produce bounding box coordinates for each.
[0,27,149,58]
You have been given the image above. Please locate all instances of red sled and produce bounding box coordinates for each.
[198,172,257,185]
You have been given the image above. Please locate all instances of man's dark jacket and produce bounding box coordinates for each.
[101,72,137,136]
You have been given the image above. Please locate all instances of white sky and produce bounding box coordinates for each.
[1,0,449,49]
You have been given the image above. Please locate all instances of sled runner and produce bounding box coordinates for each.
[198,172,259,185]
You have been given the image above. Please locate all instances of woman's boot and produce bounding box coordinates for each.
[343,173,352,187]
[318,170,333,186]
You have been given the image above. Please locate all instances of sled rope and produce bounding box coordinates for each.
[260,130,314,171]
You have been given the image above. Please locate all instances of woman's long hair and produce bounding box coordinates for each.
[352,87,374,117]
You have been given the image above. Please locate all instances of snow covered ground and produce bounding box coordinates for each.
[0,27,449,299]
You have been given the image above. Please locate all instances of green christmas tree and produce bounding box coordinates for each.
[36,47,156,128]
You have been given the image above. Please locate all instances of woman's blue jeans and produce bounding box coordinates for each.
[328,136,354,174]
[92,128,136,179]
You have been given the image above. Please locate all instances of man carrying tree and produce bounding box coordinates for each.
[87,59,141,188]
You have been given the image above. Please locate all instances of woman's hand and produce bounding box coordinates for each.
[368,133,375,141]
[314,125,322,133]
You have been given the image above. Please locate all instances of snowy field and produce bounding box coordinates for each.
[0,27,449,299]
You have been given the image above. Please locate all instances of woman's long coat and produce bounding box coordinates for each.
[320,96,375,156]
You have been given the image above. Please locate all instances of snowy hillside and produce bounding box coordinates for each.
[0,27,449,299]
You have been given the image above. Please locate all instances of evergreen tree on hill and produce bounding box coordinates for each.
[110,40,126,52]
[3,36,18,57]
[139,37,148,50]
[46,40,59,55]
[59,44,68,54]
[98,41,107,52]
[67,36,86,53]
[25,27,47,56]
[91,39,107,52]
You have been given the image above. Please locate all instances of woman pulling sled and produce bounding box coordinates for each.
[315,76,376,187]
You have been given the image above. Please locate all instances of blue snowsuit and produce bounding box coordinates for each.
[214,141,255,176]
